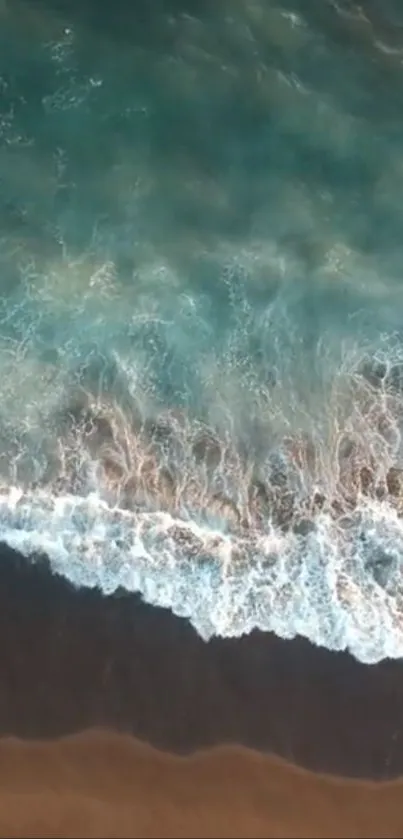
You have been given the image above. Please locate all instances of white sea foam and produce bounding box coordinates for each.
[1,481,403,664]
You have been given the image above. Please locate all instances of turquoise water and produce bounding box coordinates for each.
[2,0,403,661]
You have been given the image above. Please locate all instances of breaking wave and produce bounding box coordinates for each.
[2,321,403,664]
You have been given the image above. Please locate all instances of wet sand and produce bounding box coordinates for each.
[2,542,403,782]
[2,730,403,839]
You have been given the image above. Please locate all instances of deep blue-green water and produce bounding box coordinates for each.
[2,0,403,662]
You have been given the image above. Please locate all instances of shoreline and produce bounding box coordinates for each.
[1,543,403,779]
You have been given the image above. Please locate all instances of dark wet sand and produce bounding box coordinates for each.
[2,730,403,839]
[2,543,403,781]
[2,542,403,837]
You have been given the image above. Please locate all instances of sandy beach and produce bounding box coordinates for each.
[1,731,403,839]
[1,543,403,837]
[1,544,403,780]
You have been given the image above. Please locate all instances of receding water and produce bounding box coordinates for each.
[2,0,403,662]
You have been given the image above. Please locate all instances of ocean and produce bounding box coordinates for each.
[2,0,403,664]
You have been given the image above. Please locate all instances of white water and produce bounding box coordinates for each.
[3,1,403,663]
[1,482,403,664]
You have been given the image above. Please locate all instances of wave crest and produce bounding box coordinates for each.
[1,343,403,663]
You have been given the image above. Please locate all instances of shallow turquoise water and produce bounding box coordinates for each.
[2,0,403,661]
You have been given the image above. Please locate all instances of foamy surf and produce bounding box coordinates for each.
[1,481,403,664]
[4,1,403,668]
[0,300,403,666]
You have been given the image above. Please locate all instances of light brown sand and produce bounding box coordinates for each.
[0,730,402,839]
